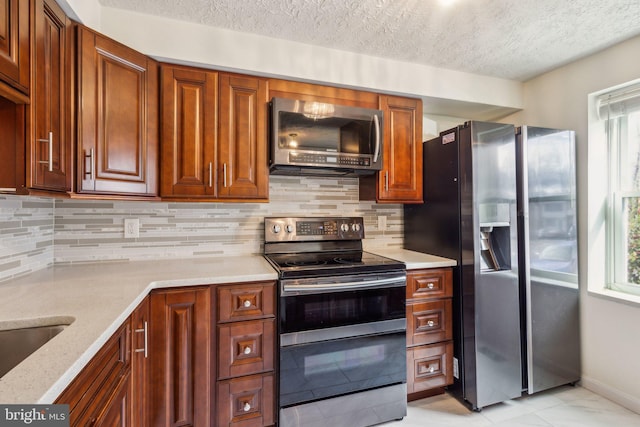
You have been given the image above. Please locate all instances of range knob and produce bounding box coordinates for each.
[351,223,361,232]
[286,224,294,233]
[272,224,281,234]
[340,223,350,232]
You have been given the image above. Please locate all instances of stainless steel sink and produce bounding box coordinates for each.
[0,323,69,378]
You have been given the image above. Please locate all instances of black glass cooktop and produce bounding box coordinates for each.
[264,250,405,279]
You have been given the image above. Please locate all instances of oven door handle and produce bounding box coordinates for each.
[282,276,405,294]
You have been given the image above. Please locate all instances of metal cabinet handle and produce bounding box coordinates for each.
[427,320,435,327]
[427,282,435,290]
[134,321,148,358]
[384,171,389,192]
[243,300,251,308]
[243,402,251,412]
[37,132,54,172]
[208,162,213,188]
[428,365,436,373]
[223,163,228,188]
[85,149,95,180]
[243,346,252,355]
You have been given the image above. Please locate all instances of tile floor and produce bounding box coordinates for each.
[381,385,640,426]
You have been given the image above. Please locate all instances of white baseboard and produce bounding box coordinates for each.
[581,375,640,414]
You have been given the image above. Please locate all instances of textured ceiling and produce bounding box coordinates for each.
[98,0,640,81]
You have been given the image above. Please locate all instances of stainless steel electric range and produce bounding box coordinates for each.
[263,217,407,427]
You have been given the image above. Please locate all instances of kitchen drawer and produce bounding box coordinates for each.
[218,319,275,379]
[407,268,453,300]
[407,341,454,394]
[218,281,275,322]
[407,299,452,346]
[217,373,275,427]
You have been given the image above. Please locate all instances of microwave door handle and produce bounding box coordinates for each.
[373,114,381,163]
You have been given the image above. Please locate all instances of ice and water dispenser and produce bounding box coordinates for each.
[479,203,512,271]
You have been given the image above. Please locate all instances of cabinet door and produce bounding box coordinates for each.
[0,0,29,94]
[131,297,150,427]
[94,372,132,427]
[218,74,268,200]
[364,95,423,203]
[77,26,158,197]
[150,287,211,427]
[161,65,218,198]
[30,0,71,192]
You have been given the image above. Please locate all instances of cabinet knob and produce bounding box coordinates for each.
[427,282,435,289]
[243,402,251,412]
[243,300,251,308]
[243,346,252,355]
[428,365,436,373]
[427,320,435,327]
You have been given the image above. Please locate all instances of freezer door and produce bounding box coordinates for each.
[464,121,522,409]
[518,126,580,394]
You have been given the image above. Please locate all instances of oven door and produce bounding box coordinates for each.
[280,324,406,407]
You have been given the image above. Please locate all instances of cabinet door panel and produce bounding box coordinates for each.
[218,74,268,200]
[217,374,274,427]
[362,95,422,203]
[31,0,71,191]
[0,0,29,93]
[407,342,453,393]
[161,65,217,197]
[78,26,158,196]
[150,287,211,427]
[407,268,453,300]
[407,299,452,346]
[218,319,275,379]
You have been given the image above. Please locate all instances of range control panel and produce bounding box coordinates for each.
[265,217,364,242]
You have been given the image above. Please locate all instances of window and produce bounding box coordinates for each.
[594,81,640,296]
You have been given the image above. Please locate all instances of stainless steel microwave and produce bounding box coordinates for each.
[269,97,384,176]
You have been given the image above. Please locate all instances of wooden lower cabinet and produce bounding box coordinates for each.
[406,268,454,400]
[149,286,212,427]
[55,320,131,426]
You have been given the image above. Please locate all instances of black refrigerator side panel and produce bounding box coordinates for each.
[404,133,460,260]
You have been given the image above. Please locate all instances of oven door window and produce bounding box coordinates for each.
[280,331,406,407]
[280,286,405,334]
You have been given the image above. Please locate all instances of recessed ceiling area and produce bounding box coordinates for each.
[98,0,640,82]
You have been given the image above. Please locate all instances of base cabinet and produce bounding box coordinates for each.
[149,287,212,427]
[55,320,131,426]
[406,268,454,400]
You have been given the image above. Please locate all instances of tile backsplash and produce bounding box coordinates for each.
[0,176,403,281]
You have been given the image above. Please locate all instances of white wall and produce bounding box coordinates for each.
[57,0,522,116]
[503,34,640,413]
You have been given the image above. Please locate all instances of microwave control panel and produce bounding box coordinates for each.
[289,152,371,167]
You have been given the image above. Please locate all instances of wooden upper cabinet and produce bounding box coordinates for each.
[160,64,218,198]
[77,26,158,197]
[29,0,71,192]
[0,0,30,96]
[218,73,268,201]
[361,95,423,203]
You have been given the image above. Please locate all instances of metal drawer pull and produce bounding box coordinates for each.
[37,132,54,172]
[427,282,435,289]
[243,300,252,308]
[243,402,251,412]
[208,162,213,188]
[85,149,95,180]
[243,346,252,355]
[223,163,228,187]
[134,321,148,358]
[384,171,389,191]
[427,320,435,327]
[428,365,436,373]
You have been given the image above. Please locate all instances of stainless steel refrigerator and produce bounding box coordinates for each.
[405,121,522,410]
[516,126,580,395]
[403,121,580,410]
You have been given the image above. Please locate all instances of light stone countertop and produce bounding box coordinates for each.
[366,248,457,270]
[0,256,278,404]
